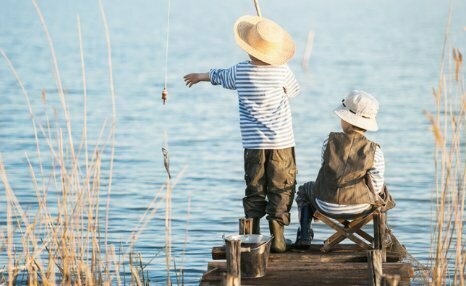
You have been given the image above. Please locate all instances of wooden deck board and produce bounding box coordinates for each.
[207,261,413,275]
[201,268,411,286]
[212,244,404,263]
[201,244,412,286]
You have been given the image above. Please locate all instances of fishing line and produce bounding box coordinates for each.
[161,0,173,283]
[162,0,172,104]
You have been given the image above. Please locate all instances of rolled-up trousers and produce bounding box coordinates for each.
[242,147,297,226]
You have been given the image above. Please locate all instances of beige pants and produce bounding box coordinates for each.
[242,147,297,225]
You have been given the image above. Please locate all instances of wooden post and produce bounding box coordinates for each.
[367,250,383,286]
[382,274,400,286]
[373,211,387,262]
[239,218,253,235]
[253,0,262,17]
[373,211,382,249]
[381,213,388,262]
[224,239,241,286]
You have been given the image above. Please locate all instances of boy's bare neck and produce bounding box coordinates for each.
[250,59,270,66]
[248,55,270,66]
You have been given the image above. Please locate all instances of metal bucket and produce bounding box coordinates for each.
[223,234,273,278]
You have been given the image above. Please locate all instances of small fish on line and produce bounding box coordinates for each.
[162,147,171,179]
[162,87,168,105]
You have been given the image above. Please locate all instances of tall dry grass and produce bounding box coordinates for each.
[427,8,466,285]
[0,1,186,285]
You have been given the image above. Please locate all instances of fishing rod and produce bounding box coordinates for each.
[160,0,261,105]
[254,0,262,17]
[159,1,262,284]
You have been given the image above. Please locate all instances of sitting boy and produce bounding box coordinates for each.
[183,15,300,253]
[295,90,394,247]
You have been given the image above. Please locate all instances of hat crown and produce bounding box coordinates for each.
[344,90,379,119]
[234,15,295,65]
[255,19,283,43]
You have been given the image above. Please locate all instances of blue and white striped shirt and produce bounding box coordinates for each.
[209,61,300,149]
[316,138,385,214]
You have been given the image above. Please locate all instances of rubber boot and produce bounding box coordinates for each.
[252,218,261,234]
[295,205,313,248]
[269,220,287,253]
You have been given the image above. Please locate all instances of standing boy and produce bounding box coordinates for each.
[184,15,300,253]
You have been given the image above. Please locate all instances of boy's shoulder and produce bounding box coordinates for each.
[328,132,380,147]
[236,60,291,70]
[327,132,343,139]
[236,60,251,67]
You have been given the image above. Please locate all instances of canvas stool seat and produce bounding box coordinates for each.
[310,193,387,254]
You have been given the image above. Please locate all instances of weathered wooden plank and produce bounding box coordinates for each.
[201,267,412,286]
[368,250,383,286]
[203,232,412,286]
[200,268,222,286]
[382,274,401,286]
[239,218,253,235]
[373,212,387,262]
[212,245,403,262]
[225,239,242,286]
[206,261,413,278]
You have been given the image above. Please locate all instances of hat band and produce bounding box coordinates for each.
[342,101,371,119]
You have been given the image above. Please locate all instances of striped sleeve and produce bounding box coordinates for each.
[209,65,237,90]
[368,146,385,194]
[284,66,300,98]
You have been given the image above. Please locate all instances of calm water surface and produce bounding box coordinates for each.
[1,0,466,284]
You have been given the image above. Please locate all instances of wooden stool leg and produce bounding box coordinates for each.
[317,211,375,252]
[334,215,374,250]
[315,212,347,252]
[355,229,374,243]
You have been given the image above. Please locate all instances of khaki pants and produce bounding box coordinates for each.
[242,147,297,226]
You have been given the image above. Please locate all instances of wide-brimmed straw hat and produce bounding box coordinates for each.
[234,15,296,65]
[334,90,379,131]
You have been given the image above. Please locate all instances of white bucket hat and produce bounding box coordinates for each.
[234,15,296,65]
[334,90,379,131]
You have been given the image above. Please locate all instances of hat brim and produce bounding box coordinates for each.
[234,15,295,65]
[334,106,379,131]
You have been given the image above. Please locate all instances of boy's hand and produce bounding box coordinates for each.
[183,73,209,88]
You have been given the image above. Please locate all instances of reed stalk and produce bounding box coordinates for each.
[0,1,187,285]
[427,6,466,284]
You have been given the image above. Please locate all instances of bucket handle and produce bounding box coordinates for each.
[247,235,273,251]
[222,235,273,252]
[222,235,251,252]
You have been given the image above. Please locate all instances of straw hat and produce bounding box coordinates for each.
[234,15,296,65]
[334,90,379,131]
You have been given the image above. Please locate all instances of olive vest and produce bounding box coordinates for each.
[313,132,379,205]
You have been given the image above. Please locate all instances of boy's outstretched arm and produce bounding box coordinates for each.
[184,73,209,88]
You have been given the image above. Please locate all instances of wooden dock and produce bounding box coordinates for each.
[200,243,414,285]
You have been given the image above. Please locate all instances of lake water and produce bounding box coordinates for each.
[1,0,465,284]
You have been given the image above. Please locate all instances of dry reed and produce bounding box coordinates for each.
[427,5,466,285]
[0,1,187,285]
